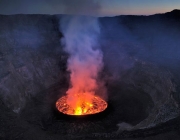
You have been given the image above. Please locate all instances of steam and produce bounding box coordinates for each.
[60,16,104,110]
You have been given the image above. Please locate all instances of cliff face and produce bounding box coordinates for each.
[0,15,66,112]
[100,9,180,94]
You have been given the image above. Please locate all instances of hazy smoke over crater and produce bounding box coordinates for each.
[0,0,101,15]
[59,0,100,15]
[60,16,105,110]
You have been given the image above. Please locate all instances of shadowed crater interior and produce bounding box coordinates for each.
[0,11,180,139]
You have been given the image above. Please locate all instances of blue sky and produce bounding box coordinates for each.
[0,0,180,16]
[101,0,180,15]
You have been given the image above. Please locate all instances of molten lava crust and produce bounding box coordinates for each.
[56,95,107,115]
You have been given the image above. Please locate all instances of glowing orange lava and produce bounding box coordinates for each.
[56,95,107,115]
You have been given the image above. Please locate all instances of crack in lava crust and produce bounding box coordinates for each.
[56,95,108,115]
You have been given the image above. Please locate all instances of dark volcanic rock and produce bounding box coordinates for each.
[0,10,180,139]
[0,15,67,113]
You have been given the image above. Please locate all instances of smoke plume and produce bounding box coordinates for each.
[0,0,101,16]
[59,0,100,15]
[60,16,104,111]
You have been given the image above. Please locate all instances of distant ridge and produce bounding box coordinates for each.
[164,9,180,17]
[0,9,179,19]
